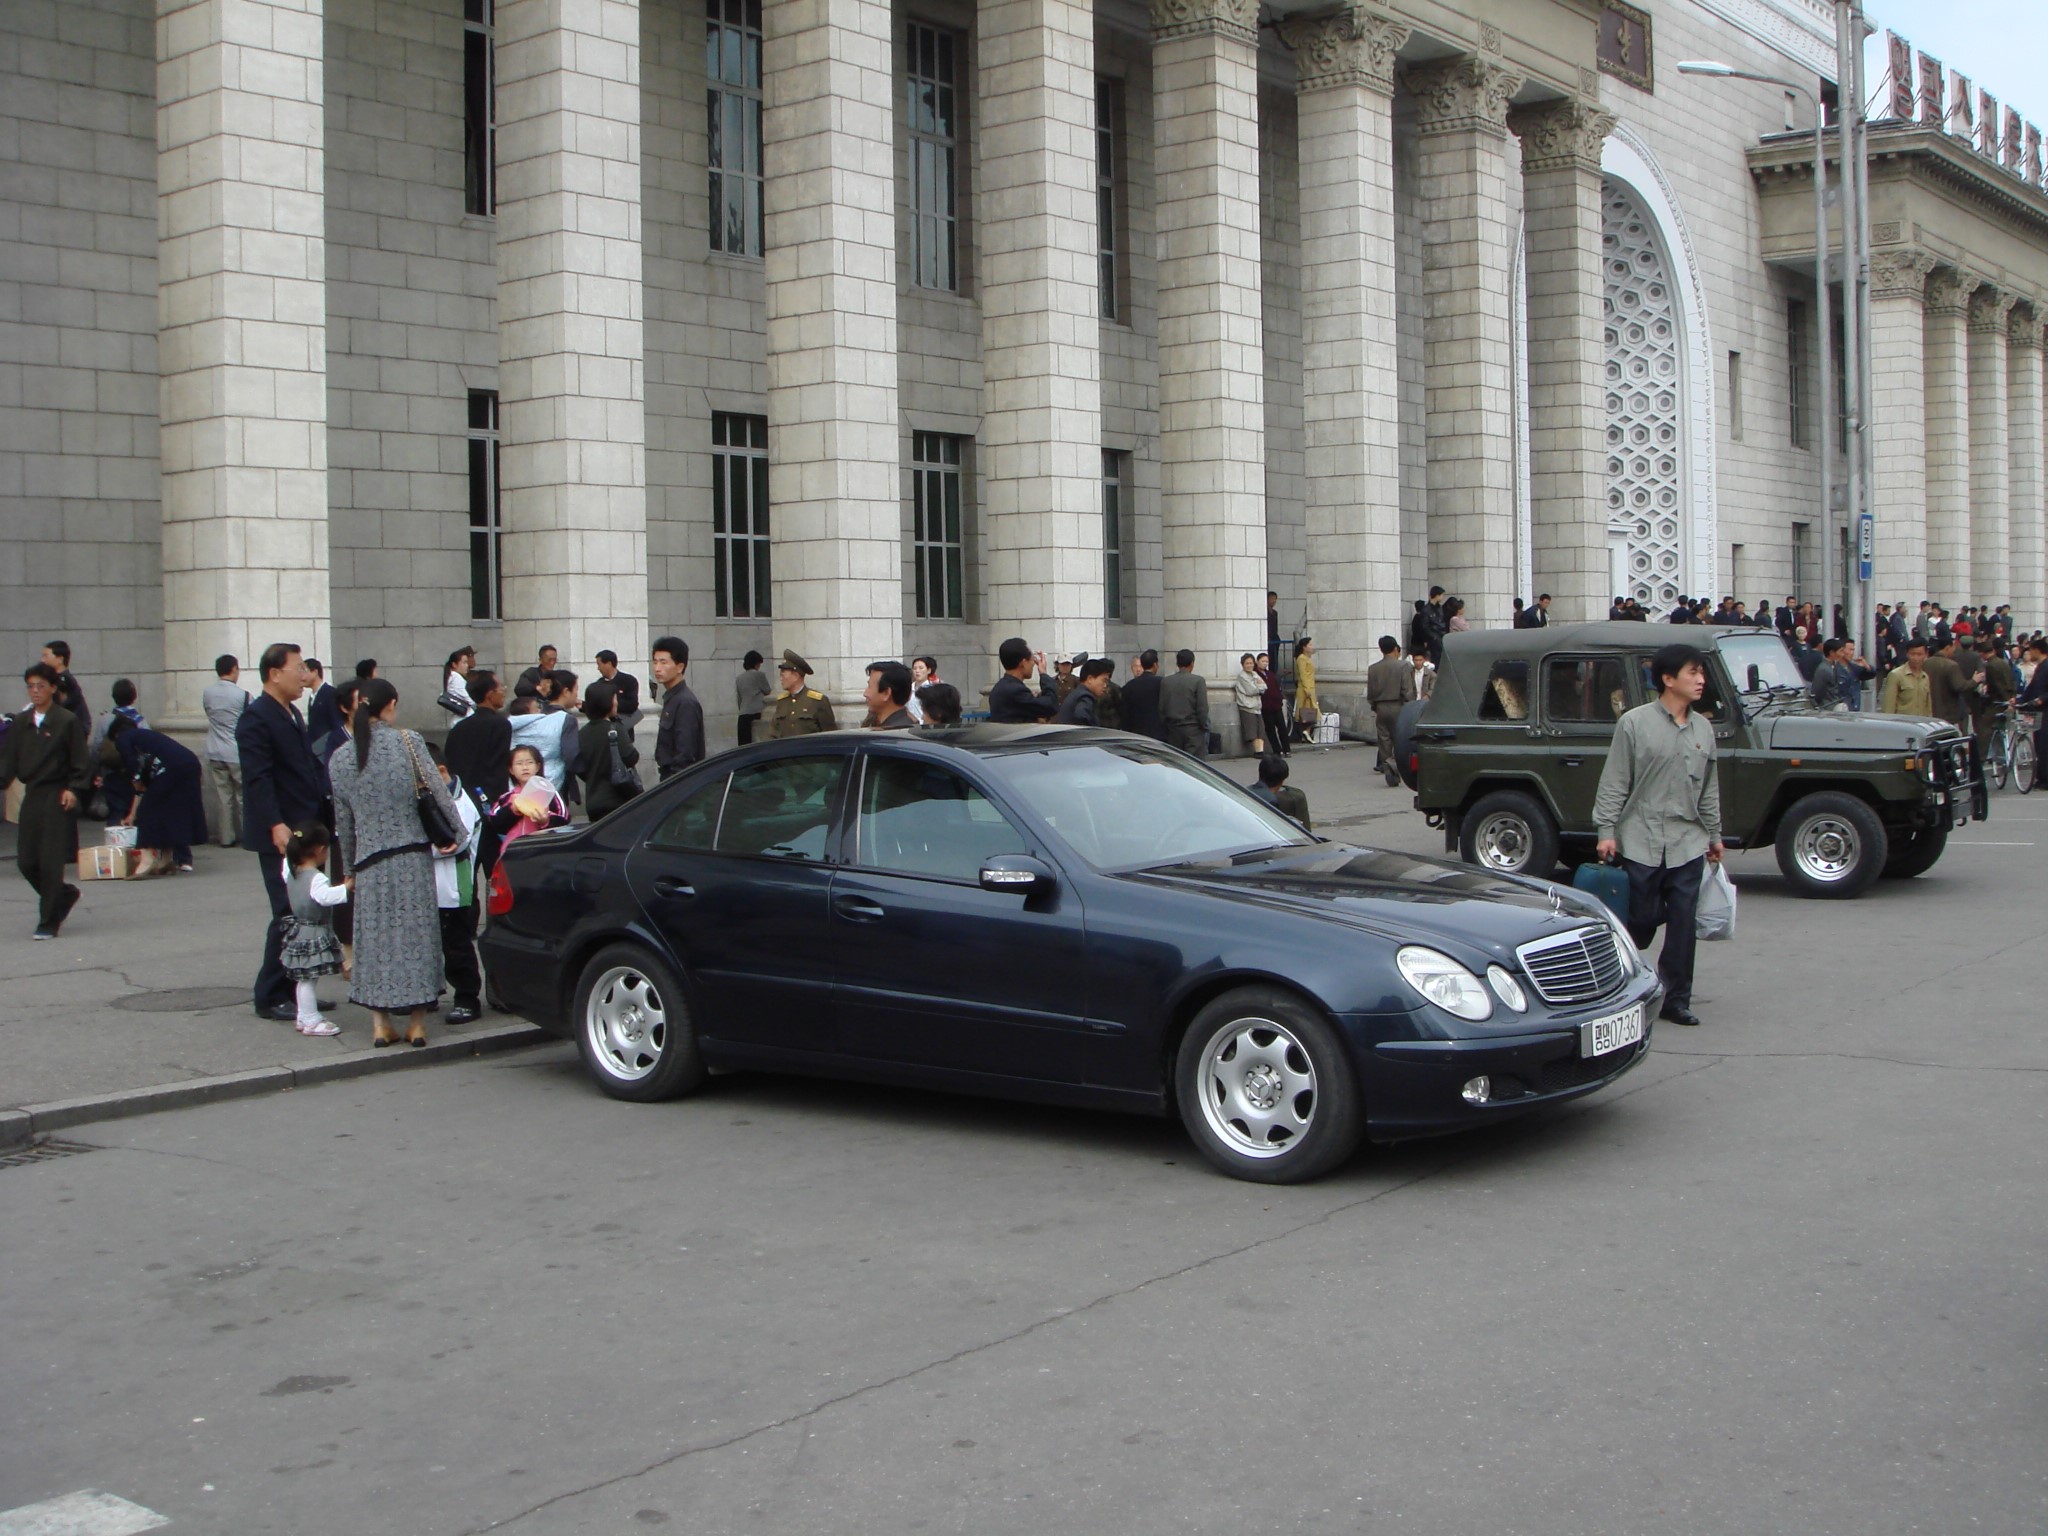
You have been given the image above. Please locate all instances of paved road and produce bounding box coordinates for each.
[3,759,2043,1533]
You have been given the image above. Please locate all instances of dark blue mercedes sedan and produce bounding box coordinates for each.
[479,725,1662,1182]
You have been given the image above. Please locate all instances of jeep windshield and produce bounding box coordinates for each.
[1720,632,1806,694]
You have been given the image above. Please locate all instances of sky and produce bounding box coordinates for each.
[1857,1,2048,129]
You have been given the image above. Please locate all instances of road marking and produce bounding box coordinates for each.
[0,1492,169,1536]
[1950,840,2034,847]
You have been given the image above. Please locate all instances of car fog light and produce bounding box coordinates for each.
[1462,1075,1491,1105]
[1485,965,1527,1012]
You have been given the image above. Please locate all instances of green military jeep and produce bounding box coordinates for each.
[1398,623,1980,898]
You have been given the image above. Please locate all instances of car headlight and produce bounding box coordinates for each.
[1397,946,1494,1021]
[1485,964,1527,1012]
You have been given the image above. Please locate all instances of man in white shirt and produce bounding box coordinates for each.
[202,654,249,848]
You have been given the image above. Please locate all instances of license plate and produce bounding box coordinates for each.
[1580,1003,1645,1059]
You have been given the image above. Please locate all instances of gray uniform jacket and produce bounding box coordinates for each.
[202,680,248,764]
[1158,671,1210,732]
[329,725,461,876]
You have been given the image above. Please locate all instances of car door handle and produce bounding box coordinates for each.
[653,876,695,900]
[1562,757,1583,769]
[834,895,885,923]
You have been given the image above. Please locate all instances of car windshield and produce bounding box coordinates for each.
[994,743,1316,872]
[1719,632,1806,693]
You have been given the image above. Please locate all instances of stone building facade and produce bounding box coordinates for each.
[3,0,2046,740]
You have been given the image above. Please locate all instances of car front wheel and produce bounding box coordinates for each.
[1774,791,1887,898]
[573,944,705,1102]
[1881,821,1948,880]
[1174,987,1363,1184]
[1459,789,1560,878]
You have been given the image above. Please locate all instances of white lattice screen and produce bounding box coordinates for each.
[1602,178,1685,609]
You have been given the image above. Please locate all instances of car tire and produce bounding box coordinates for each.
[572,943,705,1103]
[1459,789,1560,879]
[1880,821,1949,880]
[1174,987,1363,1185]
[1773,791,1887,898]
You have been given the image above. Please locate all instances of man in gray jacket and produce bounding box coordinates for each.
[202,654,249,848]
[1158,650,1210,758]
[1364,636,1416,785]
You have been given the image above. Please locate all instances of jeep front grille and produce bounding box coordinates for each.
[1516,926,1626,1006]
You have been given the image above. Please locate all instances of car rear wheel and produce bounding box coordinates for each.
[573,944,704,1102]
[1459,789,1559,879]
[1880,821,1949,880]
[1174,987,1363,1184]
[1774,791,1887,898]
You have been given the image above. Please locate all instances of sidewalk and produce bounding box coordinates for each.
[0,743,1423,1138]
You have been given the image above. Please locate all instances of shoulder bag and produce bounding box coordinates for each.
[402,729,464,847]
[606,726,643,794]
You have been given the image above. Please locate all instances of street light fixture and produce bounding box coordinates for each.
[1679,59,1834,631]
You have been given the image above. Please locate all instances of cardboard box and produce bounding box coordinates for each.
[79,845,145,880]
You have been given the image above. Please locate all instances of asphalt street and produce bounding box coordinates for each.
[2,751,2044,1534]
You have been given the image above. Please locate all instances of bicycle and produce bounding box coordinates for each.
[1983,704,2037,794]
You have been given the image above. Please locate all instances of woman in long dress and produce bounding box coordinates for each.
[328,679,463,1047]
[117,725,209,874]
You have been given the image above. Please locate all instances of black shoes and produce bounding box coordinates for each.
[445,1004,482,1026]
[47,885,81,937]
[1658,1004,1702,1028]
[256,1001,298,1021]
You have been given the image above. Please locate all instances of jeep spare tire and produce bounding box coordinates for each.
[1391,698,1428,790]
[1459,789,1560,879]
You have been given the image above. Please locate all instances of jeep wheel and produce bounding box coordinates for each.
[1774,791,1887,898]
[1881,821,1949,881]
[1459,790,1559,879]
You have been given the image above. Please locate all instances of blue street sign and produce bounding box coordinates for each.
[1857,513,1873,583]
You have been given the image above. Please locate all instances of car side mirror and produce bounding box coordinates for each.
[1747,663,1762,693]
[979,853,1055,895]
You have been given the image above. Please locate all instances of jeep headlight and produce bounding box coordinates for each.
[1397,947,1494,1021]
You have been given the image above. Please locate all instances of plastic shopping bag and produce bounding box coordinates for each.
[1696,863,1737,942]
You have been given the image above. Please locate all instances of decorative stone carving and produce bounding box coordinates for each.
[1925,266,1981,317]
[1967,285,2019,334]
[1277,5,1411,94]
[1150,0,1257,44]
[1404,56,1524,138]
[1868,248,1938,300]
[1510,97,1617,174]
[1479,22,1502,53]
[2009,305,2046,351]
[1578,65,1599,97]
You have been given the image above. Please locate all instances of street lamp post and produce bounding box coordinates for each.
[1679,59,1832,634]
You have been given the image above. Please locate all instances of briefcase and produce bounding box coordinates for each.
[1570,860,1631,922]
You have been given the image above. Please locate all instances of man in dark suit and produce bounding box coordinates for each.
[595,650,641,719]
[237,643,333,1019]
[303,658,344,756]
[988,637,1057,723]
[445,670,512,799]
[1,663,94,939]
[1121,650,1164,740]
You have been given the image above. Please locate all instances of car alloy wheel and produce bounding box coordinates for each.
[1773,791,1885,899]
[1472,811,1534,872]
[1459,789,1559,878]
[587,964,667,1081]
[1174,987,1363,1184]
[572,943,705,1102]
[1791,815,1858,882]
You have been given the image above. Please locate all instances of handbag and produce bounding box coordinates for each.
[402,729,464,847]
[1571,860,1632,923]
[605,726,643,794]
[1695,863,1738,941]
[435,689,470,716]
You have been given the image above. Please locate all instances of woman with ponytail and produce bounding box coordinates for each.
[326,680,463,1047]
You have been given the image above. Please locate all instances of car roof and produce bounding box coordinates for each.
[881,723,1133,752]
[1442,622,1770,660]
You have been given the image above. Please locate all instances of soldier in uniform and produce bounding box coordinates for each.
[757,650,838,740]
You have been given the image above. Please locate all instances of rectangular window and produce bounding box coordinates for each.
[464,0,495,216]
[1543,656,1631,725]
[467,390,502,621]
[1727,350,1743,442]
[912,432,964,620]
[712,412,771,618]
[1096,80,1119,321]
[1101,449,1126,621]
[906,23,959,292]
[1787,298,1808,447]
[706,0,765,258]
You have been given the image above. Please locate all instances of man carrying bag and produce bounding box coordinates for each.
[1592,642,1725,1029]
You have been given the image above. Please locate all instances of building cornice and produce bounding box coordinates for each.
[1750,123,2048,245]
[1687,0,1836,79]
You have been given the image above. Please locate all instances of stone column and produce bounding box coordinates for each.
[156,0,330,725]
[1866,250,1938,605]
[1923,267,1977,607]
[494,0,649,681]
[1405,55,1524,630]
[1152,0,1267,668]
[2009,307,2045,626]
[1967,286,2017,610]
[1510,97,1615,624]
[980,0,1103,661]
[1276,3,1409,686]
[762,0,901,700]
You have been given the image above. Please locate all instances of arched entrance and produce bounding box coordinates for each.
[1602,176,1686,610]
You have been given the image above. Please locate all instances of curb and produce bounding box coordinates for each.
[0,1023,548,1149]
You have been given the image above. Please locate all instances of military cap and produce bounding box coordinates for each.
[778,649,813,676]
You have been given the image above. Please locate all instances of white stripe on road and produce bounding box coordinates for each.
[0,1492,168,1536]
[1950,841,2034,847]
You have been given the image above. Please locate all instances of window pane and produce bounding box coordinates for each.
[944,547,963,619]
[471,530,492,621]
[651,772,728,850]
[469,437,489,525]
[753,536,772,618]
[719,758,844,859]
[751,447,769,531]
[857,758,1026,881]
[1543,658,1630,723]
